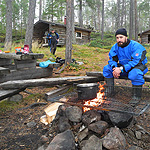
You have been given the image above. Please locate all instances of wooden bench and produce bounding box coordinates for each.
[86,71,150,82]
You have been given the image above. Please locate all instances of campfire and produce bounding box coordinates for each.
[83,83,106,112]
[39,82,150,150]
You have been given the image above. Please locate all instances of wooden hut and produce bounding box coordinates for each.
[33,20,92,47]
[138,29,150,44]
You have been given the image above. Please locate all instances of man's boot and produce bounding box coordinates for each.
[104,78,114,97]
[130,85,142,106]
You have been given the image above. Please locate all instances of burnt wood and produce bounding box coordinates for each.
[45,85,71,101]
[0,76,100,90]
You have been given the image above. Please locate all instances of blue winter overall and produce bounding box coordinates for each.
[103,40,148,86]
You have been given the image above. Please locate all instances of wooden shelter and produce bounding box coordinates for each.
[138,29,150,44]
[33,20,92,47]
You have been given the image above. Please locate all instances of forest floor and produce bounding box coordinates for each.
[0,44,150,150]
[0,67,150,150]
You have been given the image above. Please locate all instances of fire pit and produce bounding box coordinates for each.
[44,82,150,150]
[48,82,150,116]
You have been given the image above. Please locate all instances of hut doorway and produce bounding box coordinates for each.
[148,35,150,43]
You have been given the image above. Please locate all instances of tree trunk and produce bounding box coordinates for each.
[4,0,13,51]
[65,0,73,65]
[134,0,138,41]
[71,0,75,44]
[93,8,97,30]
[97,1,101,31]
[60,2,63,22]
[129,0,134,39]
[79,0,83,27]
[39,0,42,20]
[51,0,54,22]
[101,0,104,40]
[148,1,150,29]
[24,0,36,50]
[124,0,127,28]
[116,0,120,29]
[121,0,125,27]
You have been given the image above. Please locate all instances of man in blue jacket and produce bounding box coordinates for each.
[47,28,59,55]
[103,28,148,102]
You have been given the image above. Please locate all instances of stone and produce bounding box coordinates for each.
[135,131,142,140]
[77,128,89,142]
[27,121,37,128]
[65,106,82,123]
[82,109,102,126]
[46,129,75,150]
[55,105,67,120]
[77,61,84,65]
[88,120,108,136]
[126,128,135,138]
[128,145,143,150]
[40,135,49,144]
[37,145,45,150]
[49,57,55,61]
[81,135,102,150]
[107,111,133,128]
[102,126,126,150]
[58,116,71,132]
[8,94,23,102]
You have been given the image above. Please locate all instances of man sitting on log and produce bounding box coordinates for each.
[103,28,148,103]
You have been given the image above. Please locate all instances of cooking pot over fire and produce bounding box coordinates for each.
[77,83,98,101]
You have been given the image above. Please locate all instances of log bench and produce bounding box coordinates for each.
[86,71,150,82]
[86,71,150,103]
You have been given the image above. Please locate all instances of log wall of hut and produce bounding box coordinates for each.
[75,29,90,45]
[53,26,66,46]
[33,20,92,46]
[139,30,150,44]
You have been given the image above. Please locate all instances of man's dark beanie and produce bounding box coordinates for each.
[115,28,127,37]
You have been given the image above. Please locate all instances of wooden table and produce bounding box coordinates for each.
[0,53,44,60]
[0,53,55,83]
[0,53,44,69]
[0,53,60,101]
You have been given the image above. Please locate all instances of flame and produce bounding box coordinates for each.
[83,83,105,112]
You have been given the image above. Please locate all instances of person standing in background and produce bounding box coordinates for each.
[47,28,59,56]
